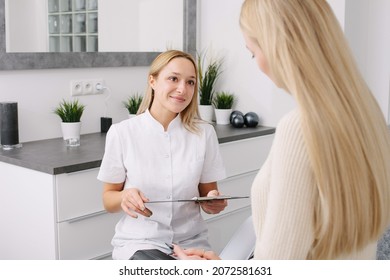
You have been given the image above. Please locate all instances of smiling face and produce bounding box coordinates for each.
[149,57,196,121]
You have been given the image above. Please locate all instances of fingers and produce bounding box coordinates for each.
[207,189,219,197]
[185,248,220,260]
[173,245,206,260]
[173,244,191,260]
[201,189,227,214]
[203,250,221,260]
[174,246,220,260]
[184,248,206,257]
[121,188,152,218]
[201,199,227,214]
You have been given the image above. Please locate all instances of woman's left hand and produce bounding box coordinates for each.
[200,190,227,214]
[173,244,220,260]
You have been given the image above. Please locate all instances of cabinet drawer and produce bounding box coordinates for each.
[56,168,103,222]
[219,135,273,178]
[203,171,257,220]
[57,211,122,260]
[206,206,251,254]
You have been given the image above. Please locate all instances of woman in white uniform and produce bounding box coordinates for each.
[97,50,227,260]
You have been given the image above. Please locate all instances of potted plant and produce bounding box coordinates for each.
[123,93,143,118]
[212,91,235,125]
[54,99,85,147]
[197,52,222,122]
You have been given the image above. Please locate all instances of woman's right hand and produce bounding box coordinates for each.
[121,188,152,218]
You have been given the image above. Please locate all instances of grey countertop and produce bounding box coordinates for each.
[0,125,275,175]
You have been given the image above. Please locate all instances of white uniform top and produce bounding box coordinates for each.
[97,110,226,259]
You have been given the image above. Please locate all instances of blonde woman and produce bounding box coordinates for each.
[174,0,390,260]
[98,50,227,260]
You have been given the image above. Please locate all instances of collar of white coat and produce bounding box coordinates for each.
[144,109,182,133]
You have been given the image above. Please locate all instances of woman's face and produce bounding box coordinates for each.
[243,33,272,79]
[149,57,196,117]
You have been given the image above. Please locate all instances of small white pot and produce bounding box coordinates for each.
[198,105,214,122]
[128,114,137,119]
[61,122,81,147]
[214,109,232,125]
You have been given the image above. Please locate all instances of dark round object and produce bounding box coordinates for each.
[230,110,244,124]
[231,115,245,128]
[244,112,259,127]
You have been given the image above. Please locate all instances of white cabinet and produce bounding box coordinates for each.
[0,165,120,260]
[204,134,274,253]
[55,169,122,259]
[56,169,104,222]
[0,162,57,259]
[57,210,121,259]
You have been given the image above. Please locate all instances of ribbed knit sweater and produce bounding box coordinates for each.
[251,109,377,259]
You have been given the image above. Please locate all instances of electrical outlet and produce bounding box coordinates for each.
[83,79,104,95]
[70,80,83,96]
[70,79,104,96]
[83,81,94,95]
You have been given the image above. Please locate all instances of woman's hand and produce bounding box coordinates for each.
[173,244,220,260]
[121,188,152,218]
[200,189,227,214]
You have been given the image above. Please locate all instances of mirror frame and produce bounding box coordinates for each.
[0,0,196,70]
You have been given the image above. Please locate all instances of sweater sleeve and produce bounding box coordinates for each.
[255,111,316,259]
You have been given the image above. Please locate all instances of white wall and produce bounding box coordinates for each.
[344,0,390,122]
[327,0,346,27]
[197,0,346,127]
[0,0,388,144]
[198,0,294,126]
[0,67,149,142]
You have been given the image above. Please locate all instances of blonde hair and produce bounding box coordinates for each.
[138,50,201,133]
[240,0,390,259]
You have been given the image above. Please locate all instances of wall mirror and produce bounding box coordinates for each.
[0,0,196,70]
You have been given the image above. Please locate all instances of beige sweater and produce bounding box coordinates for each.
[251,109,377,259]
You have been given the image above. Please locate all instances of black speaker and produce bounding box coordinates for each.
[100,117,112,133]
[0,102,21,149]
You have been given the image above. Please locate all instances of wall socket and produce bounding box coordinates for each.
[70,79,104,96]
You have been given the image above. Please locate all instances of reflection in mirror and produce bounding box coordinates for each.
[6,0,183,53]
[0,0,196,70]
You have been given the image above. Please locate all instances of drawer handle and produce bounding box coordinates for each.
[92,252,112,260]
[66,210,107,223]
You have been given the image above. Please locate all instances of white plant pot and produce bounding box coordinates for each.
[198,105,214,122]
[128,114,137,119]
[214,109,232,125]
[61,122,81,147]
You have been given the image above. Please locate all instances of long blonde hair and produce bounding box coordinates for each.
[240,0,390,259]
[138,50,201,133]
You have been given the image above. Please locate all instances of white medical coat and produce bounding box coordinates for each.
[97,110,226,259]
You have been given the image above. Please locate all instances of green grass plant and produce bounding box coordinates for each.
[212,91,235,109]
[54,99,85,122]
[123,94,143,114]
[198,52,223,105]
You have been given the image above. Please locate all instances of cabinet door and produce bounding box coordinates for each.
[204,134,274,254]
[206,206,252,254]
[57,211,122,259]
[219,135,274,178]
[55,168,103,222]
[0,162,57,259]
[202,171,257,221]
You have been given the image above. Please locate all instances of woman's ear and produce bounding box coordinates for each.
[149,75,155,90]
